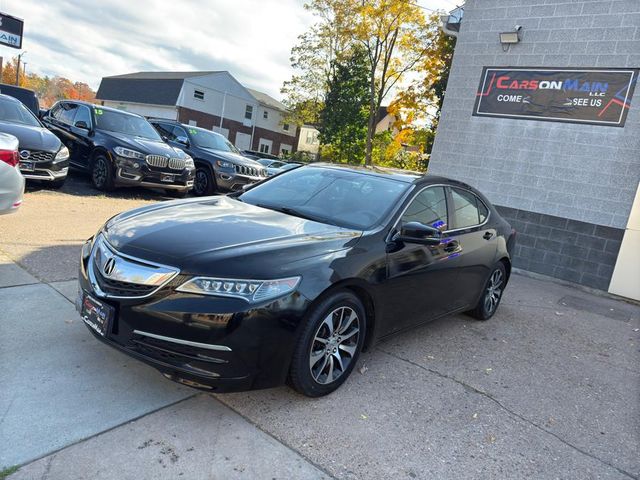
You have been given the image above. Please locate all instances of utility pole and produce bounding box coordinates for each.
[15,51,26,86]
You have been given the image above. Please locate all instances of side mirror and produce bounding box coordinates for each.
[74,120,89,130]
[175,136,189,147]
[396,222,442,246]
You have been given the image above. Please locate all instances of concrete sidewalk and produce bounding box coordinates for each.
[0,256,330,479]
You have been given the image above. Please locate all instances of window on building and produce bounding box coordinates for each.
[188,120,197,126]
[451,188,486,229]
[283,123,290,131]
[263,111,268,119]
[245,105,253,120]
[401,187,448,229]
[259,143,270,154]
[194,90,205,100]
[281,148,290,156]
[306,131,317,144]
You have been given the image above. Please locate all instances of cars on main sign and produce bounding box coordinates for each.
[148,119,268,196]
[42,102,195,195]
[0,94,69,188]
[77,164,515,397]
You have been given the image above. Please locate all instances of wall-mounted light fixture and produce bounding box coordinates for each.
[500,25,522,52]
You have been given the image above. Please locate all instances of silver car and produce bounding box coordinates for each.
[0,132,25,214]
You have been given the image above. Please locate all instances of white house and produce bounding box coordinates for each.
[96,71,298,156]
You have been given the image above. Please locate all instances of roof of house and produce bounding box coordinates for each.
[96,71,287,111]
[375,106,391,125]
[246,88,287,111]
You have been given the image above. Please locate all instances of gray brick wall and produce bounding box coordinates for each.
[429,0,640,230]
[496,206,624,290]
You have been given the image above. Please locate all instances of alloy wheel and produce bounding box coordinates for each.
[309,306,360,385]
[484,269,503,314]
[194,169,208,195]
[93,158,107,188]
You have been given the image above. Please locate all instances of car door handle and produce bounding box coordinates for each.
[443,240,460,253]
[483,231,494,240]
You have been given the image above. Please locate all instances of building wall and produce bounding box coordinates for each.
[297,126,320,154]
[429,0,640,291]
[101,100,177,120]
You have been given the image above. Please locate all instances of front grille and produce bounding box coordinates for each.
[146,155,185,170]
[146,155,168,168]
[23,150,54,162]
[168,157,186,170]
[92,262,156,297]
[234,165,267,177]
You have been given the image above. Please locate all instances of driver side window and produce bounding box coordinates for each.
[401,186,448,230]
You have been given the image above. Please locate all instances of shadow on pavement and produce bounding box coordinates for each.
[13,243,84,283]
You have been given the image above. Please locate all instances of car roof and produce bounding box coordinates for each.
[0,93,23,104]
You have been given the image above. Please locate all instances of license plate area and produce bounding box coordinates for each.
[80,292,115,336]
[160,173,174,183]
[20,161,35,172]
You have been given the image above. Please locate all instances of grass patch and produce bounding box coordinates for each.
[0,466,18,479]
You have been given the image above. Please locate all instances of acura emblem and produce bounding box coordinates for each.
[103,257,116,277]
[19,150,30,160]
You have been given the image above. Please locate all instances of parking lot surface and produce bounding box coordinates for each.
[1,177,639,479]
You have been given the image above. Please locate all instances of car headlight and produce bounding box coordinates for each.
[184,154,195,169]
[176,276,301,303]
[55,146,70,161]
[114,146,145,159]
[216,160,233,169]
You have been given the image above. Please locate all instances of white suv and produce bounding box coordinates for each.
[0,132,24,214]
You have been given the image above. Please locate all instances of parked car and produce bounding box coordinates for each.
[257,158,302,176]
[77,164,515,397]
[0,132,25,214]
[0,84,39,117]
[148,119,268,196]
[241,149,280,161]
[42,102,195,195]
[0,94,69,188]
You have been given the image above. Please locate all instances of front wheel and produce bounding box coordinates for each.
[467,262,506,321]
[193,167,216,196]
[91,154,115,191]
[289,291,366,397]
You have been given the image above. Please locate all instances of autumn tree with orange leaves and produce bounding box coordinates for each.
[1,56,95,107]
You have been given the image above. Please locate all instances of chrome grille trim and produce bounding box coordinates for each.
[23,150,55,162]
[132,330,233,352]
[88,235,179,299]
[146,155,168,168]
[168,157,186,170]
[234,165,267,177]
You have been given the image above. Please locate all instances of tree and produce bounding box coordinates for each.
[352,0,434,165]
[319,47,369,163]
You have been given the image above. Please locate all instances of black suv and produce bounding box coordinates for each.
[149,119,268,196]
[42,102,195,195]
[0,94,69,188]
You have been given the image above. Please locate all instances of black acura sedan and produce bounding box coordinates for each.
[77,164,515,397]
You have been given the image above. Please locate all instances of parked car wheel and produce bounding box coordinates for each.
[165,189,188,198]
[289,291,366,397]
[193,166,216,196]
[467,262,506,321]
[91,154,115,191]
[49,178,66,189]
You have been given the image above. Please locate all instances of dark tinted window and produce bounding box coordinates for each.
[240,167,409,230]
[153,122,175,140]
[57,103,78,125]
[451,188,484,228]
[73,105,92,127]
[94,109,161,140]
[0,97,40,126]
[189,126,238,153]
[401,186,448,229]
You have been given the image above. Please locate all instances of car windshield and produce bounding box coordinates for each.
[239,166,409,230]
[94,109,161,140]
[0,98,41,127]
[190,128,239,153]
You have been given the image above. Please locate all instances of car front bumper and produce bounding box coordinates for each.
[114,157,195,191]
[77,245,310,392]
[20,157,69,182]
[215,170,266,192]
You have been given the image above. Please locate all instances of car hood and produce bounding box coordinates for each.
[103,131,186,158]
[103,196,361,274]
[199,148,264,167]
[0,121,61,152]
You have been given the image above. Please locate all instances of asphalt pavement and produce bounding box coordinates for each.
[1,176,638,479]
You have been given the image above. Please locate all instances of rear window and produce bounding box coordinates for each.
[0,97,40,127]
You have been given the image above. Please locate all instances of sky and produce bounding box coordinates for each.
[2,0,459,99]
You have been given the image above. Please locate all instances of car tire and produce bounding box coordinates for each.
[49,178,66,189]
[289,290,366,397]
[467,262,507,321]
[193,166,216,196]
[165,189,188,198]
[91,154,115,191]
